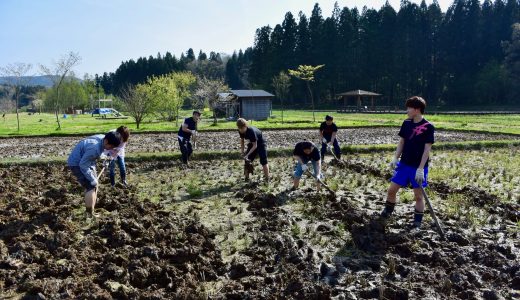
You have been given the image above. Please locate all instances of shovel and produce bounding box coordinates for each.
[420,185,446,240]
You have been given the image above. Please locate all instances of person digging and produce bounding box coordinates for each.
[236,118,270,183]
[292,141,323,191]
[178,110,201,167]
[68,131,122,218]
[320,115,341,163]
[104,126,130,187]
[380,96,435,229]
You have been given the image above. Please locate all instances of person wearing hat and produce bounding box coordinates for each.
[319,115,341,162]
[178,110,201,166]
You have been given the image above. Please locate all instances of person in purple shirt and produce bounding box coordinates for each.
[68,131,121,217]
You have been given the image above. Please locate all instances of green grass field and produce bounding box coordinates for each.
[1,110,520,137]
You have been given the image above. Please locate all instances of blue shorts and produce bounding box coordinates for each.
[391,162,428,189]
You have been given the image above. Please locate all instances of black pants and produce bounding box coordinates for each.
[245,143,268,165]
[178,137,193,163]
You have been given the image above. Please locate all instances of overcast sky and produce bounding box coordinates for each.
[0,0,453,76]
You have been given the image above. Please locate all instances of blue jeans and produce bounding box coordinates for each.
[109,156,126,180]
[294,160,320,179]
[321,138,341,159]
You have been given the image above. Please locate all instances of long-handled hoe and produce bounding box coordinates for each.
[420,185,446,240]
[305,168,335,195]
[327,144,346,166]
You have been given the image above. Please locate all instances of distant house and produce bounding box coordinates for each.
[217,90,274,120]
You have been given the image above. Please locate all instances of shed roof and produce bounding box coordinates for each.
[231,90,274,98]
[336,90,382,97]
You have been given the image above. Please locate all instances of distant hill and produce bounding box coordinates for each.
[0,75,81,88]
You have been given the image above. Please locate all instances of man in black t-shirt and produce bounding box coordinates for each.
[319,115,341,161]
[292,141,323,191]
[380,96,435,229]
[237,118,269,182]
[178,111,201,166]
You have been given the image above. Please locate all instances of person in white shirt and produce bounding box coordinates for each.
[104,126,130,187]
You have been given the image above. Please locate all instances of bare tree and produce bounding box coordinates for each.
[0,97,15,121]
[194,76,228,125]
[32,98,44,115]
[119,84,155,129]
[40,51,81,130]
[0,63,33,131]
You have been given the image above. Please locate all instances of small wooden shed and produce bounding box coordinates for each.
[230,90,274,120]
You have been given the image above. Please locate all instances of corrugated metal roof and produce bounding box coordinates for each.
[336,90,382,96]
[230,90,274,97]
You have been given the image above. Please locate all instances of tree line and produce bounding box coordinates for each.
[96,0,520,108]
[241,0,520,107]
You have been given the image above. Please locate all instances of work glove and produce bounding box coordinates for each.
[389,158,399,170]
[90,178,98,187]
[301,164,308,172]
[415,168,425,184]
[322,138,327,144]
[243,155,251,162]
[191,130,197,136]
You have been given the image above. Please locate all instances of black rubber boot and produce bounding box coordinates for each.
[110,174,115,187]
[380,201,396,218]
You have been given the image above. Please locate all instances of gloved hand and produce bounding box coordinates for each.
[100,153,109,160]
[191,130,197,136]
[301,164,308,172]
[389,158,399,169]
[243,155,250,162]
[322,138,327,144]
[90,178,98,187]
[102,159,110,168]
[415,168,425,183]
